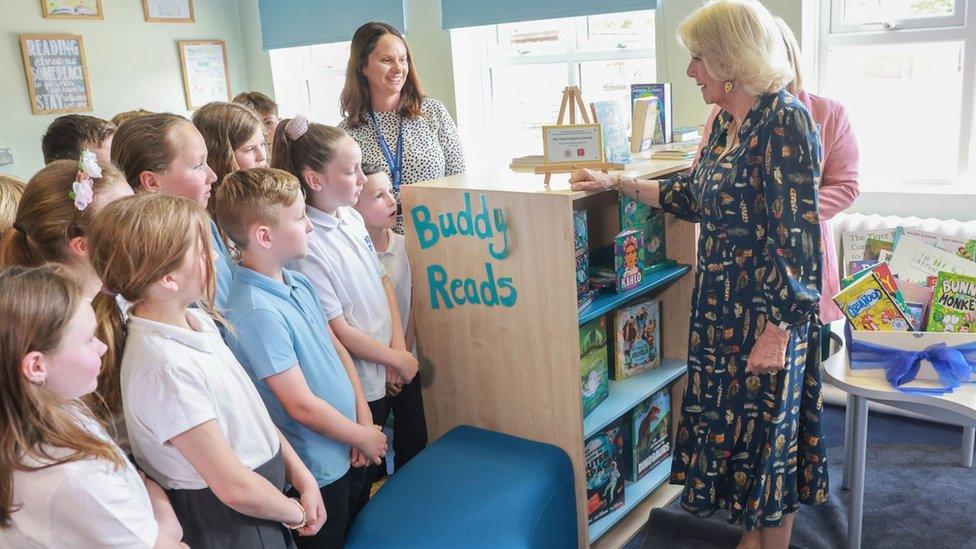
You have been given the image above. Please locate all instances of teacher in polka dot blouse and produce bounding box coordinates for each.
[340,21,466,234]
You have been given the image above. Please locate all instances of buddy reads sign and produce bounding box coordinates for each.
[410,193,517,310]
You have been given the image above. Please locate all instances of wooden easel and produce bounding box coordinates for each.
[535,86,615,187]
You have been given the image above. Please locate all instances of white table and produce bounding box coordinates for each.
[821,328,976,549]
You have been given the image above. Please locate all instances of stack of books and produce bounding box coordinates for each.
[650,141,699,161]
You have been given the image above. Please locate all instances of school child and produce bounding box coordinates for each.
[0,174,25,235]
[111,108,154,127]
[41,114,116,164]
[192,101,269,215]
[0,156,133,445]
[232,91,280,149]
[0,264,185,548]
[271,115,419,513]
[88,193,325,548]
[352,164,428,472]
[110,112,234,309]
[217,167,388,547]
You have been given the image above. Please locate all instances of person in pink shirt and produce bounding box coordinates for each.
[698,16,860,347]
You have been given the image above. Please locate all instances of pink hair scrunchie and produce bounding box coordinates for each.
[284,115,309,141]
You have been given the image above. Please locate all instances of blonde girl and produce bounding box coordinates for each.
[0,265,185,548]
[89,194,325,548]
[0,157,133,445]
[0,173,25,234]
[110,112,234,309]
[192,101,269,216]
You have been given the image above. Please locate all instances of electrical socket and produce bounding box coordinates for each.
[0,149,12,166]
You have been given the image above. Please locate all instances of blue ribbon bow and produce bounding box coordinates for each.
[846,323,976,395]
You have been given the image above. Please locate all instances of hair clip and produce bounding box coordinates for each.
[69,150,99,211]
[284,115,309,141]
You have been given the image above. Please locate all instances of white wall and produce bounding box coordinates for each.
[0,0,255,180]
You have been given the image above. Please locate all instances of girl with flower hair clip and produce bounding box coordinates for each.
[0,151,134,450]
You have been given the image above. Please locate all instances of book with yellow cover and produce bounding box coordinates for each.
[833,272,912,331]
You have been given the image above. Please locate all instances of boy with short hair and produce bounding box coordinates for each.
[352,164,427,475]
[232,91,280,145]
[217,167,387,548]
[41,114,116,164]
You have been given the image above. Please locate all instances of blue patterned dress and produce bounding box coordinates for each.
[661,90,828,530]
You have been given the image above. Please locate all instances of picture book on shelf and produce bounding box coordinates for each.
[621,387,671,482]
[585,417,625,524]
[926,272,976,333]
[629,97,659,153]
[619,195,667,270]
[615,230,644,292]
[611,298,661,380]
[591,100,633,164]
[631,83,672,145]
[833,272,913,331]
[888,235,976,286]
[580,317,609,418]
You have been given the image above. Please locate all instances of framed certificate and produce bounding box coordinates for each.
[143,0,194,23]
[541,124,605,167]
[178,40,230,110]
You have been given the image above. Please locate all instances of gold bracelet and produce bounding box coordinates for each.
[284,498,308,530]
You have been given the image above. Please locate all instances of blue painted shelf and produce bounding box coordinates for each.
[583,358,686,438]
[587,456,674,542]
[579,264,691,325]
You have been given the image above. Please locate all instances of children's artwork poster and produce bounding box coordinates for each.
[178,40,230,110]
[40,0,102,19]
[143,0,194,22]
[542,124,605,166]
[410,192,516,310]
[19,34,93,115]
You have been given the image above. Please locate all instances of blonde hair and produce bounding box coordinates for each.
[772,16,803,95]
[0,160,129,424]
[271,120,348,198]
[215,168,303,250]
[192,102,265,216]
[0,175,26,235]
[89,194,218,314]
[0,265,124,528]
[110,109,154,127]
[677,0,793,96]
[111,113,193,190]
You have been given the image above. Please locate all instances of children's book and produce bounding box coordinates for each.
[615,230,644,292]
[893,227,973,260]
[621,387,671,482]
[576,251,590,301]
[840,262,912,328]
[842,228,897,275]
[847,260,876,276]
[611,298,660,380]
[580,317,609,418]
[585,417,625,524]
[888,235,976,286]
[629,97,659,153]
[619,195,667,271]
[833,272,913,331]
[863,237,893,261]
[926,272,976,332]
[573,209,588,254]
[965,240,976,262]
[591,100,634,164]
[631,83,672,145]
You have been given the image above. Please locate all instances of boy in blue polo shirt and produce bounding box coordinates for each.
[216,167,388,548]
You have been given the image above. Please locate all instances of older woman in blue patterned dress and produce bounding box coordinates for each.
[571,1,827,548]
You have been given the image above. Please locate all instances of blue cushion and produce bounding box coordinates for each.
[346,425,578,548]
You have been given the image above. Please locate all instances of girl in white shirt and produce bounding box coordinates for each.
[0,264,184,548]
[88,194,326,548]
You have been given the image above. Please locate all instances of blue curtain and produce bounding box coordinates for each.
[441,0,657,29]
[258,0,407,50]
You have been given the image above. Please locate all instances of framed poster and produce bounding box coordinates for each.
[178,40,230,110]
[541,124,605,167]
[19,34,93,115]
[40,0,103,19]
[143,0,194,22]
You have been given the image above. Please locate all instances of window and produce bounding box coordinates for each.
[451,10,656,164]
[817,0,976,191]
[269,41,351,126]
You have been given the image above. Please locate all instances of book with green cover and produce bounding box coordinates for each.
[926,272,976,332]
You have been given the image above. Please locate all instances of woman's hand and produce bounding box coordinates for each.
[745,323,790,375]
[295,483,326,536]
[569,168,616,192]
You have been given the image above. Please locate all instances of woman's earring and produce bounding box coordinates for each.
[724,81,734,93]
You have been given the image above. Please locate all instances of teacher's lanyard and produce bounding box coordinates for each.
[369,111,403,192]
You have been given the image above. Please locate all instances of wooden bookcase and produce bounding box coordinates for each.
[402,159,697,546]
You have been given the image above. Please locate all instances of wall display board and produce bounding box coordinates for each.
[19,34,93,115]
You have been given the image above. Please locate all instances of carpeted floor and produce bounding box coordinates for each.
[630,404,975,549]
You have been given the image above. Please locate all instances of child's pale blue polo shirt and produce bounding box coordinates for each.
[224,266,356,486]
[209,219,235,310]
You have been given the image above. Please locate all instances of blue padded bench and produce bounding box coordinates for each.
[345,425,578,548]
